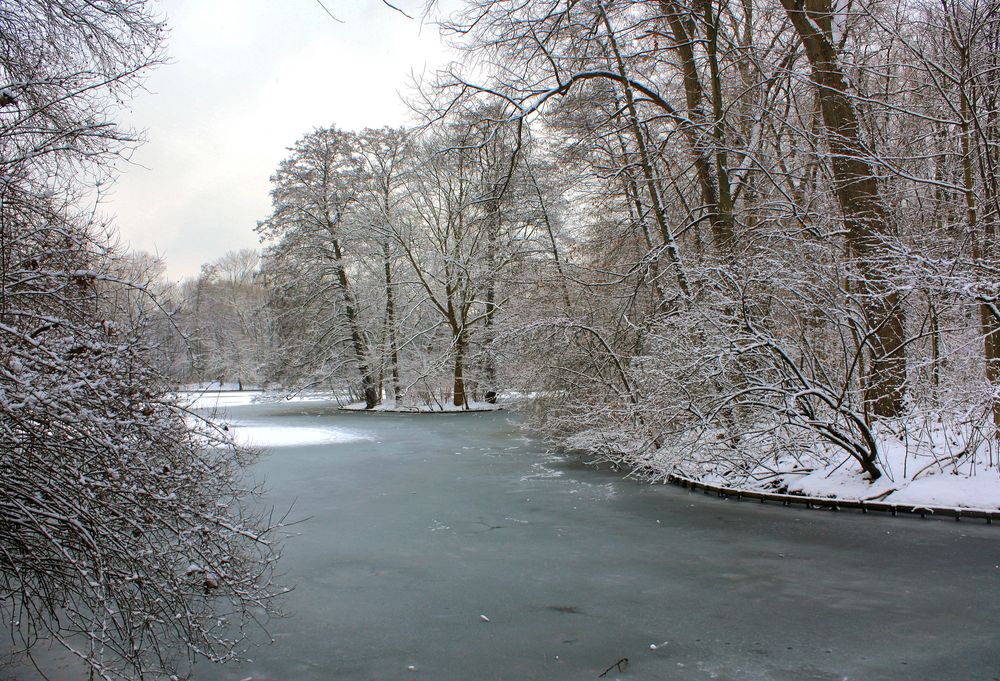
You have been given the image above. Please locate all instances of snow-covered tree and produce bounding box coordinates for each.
[173,249,274,389]
[258,126,383,407]
[432,0,1000,486]
[0,2,282,677]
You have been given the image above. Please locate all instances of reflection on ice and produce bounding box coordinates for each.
[231,421,372,448]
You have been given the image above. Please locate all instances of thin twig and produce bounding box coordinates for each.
[383,0,415,19]
[313,0,344,23]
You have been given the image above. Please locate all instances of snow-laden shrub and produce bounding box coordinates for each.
[0,194,284,679]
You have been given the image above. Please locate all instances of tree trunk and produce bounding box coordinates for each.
[483,275,497,404]
[482,193,499,404]
[929,299,941,393]
[658,0,734,248]
[332,237,380,409]
[453,328,467,408]
[524,159,571,311]
[781,0,907,418]
[597,11,692,300]
[383,241,402,403]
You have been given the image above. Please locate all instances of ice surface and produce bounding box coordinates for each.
[224,408,1000,681]
[229,421,372,448]
[12,406,1000,681]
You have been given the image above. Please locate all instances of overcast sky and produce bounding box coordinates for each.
[109,0,452,281]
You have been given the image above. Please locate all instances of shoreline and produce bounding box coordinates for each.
[663,472,999,523]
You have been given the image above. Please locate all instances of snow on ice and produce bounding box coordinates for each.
[229,422,372,448]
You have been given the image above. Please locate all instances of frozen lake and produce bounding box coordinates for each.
[198,397,999,681]
[8,395,997,680]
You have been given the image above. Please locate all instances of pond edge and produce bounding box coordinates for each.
[665,473,999,524]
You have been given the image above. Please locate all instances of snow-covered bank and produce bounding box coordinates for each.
[179,381,265,392]
[177,388,508,413]
[667,473,999,521]
[340,399,503,413]
[773,422,1000,511]
[178,391,373,448]
[654,419,1000,513]
[779,458,1000,511]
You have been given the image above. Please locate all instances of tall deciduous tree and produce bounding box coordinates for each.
[259,127,382,408]
[424,0,1000,484]
[356,127,412,404]
[779,0,908,418]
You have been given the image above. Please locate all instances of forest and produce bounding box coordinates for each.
[166,0,1000,489]
[1,0,998,677]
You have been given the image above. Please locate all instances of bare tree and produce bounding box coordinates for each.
[0,2,283,677]
[258,127,382,408]
[426,0,1000,485]
[779,0,908,418]
[173,249,273,389]
[356,127,412,404]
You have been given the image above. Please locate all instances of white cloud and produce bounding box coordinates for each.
[109,0,452,280]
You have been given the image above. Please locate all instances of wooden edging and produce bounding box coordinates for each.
[664,473,999,524]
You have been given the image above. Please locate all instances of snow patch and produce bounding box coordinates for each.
[781,421,1000,510]
[520,461,565,481]
[785,465,897,501]
[230,422,372,448]
[179,391,263,410]
[179,382,260,392]
[882,471,1000,510]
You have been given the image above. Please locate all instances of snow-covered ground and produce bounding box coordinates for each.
[177,390,501,451]
[784,463,999,510]
[178,391,373,448]
[781,451,999,511]
[178,381,263,392]
[177,390,264,410]
[178,387,506,412]
[761,422,1000,511]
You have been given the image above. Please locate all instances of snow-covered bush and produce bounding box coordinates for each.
[0,1,283,677]
[0,197,283,678]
